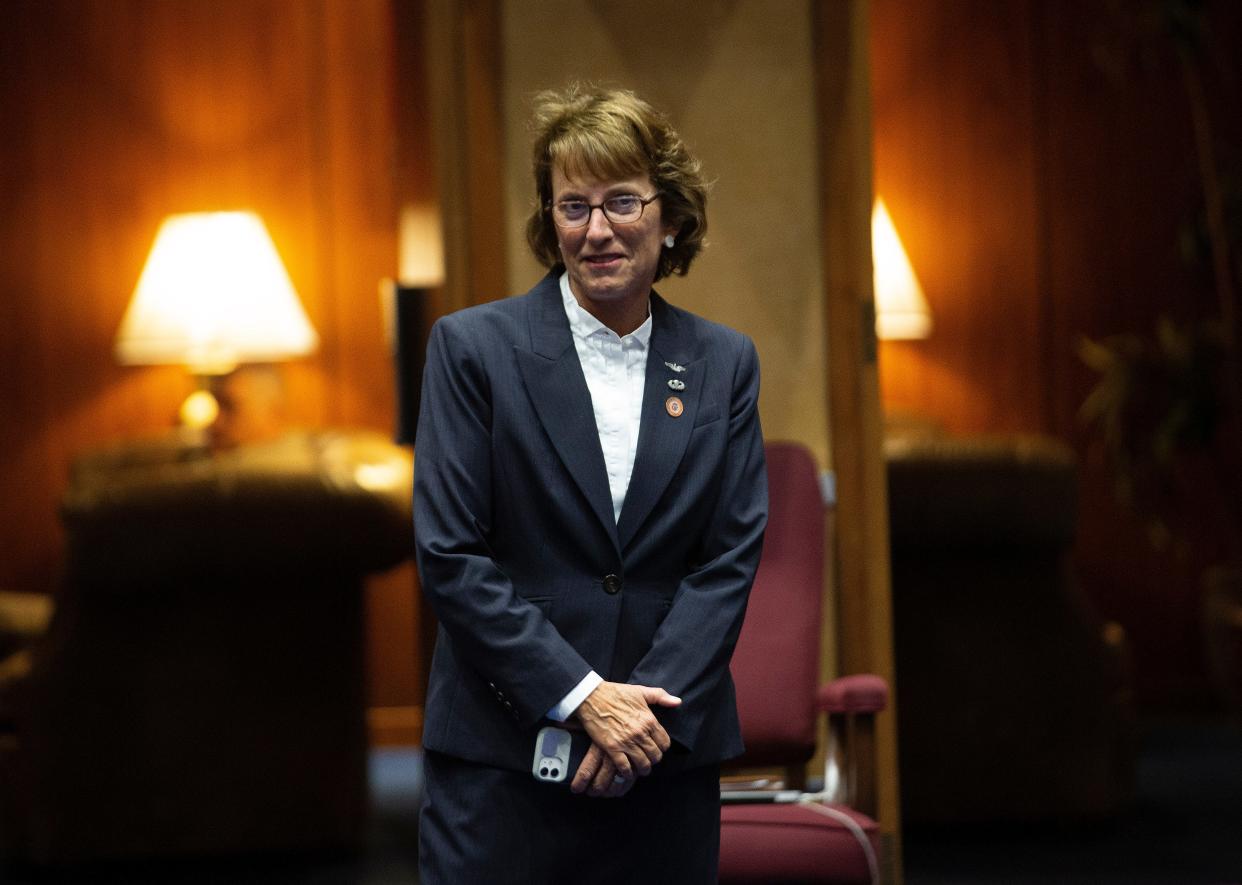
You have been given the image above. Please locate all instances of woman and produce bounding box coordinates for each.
[414,83,767,884]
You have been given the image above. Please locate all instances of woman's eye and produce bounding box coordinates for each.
[607,196,640,213]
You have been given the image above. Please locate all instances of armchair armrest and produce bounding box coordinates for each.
[820,674,888,819]
[818,674,888,715]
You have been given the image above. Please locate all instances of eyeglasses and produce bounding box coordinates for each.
[550,193,660,229]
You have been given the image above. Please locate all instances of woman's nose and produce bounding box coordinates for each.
[585,206,614,239]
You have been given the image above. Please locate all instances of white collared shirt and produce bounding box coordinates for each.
[545,271,652,721]
[559,272,652,523]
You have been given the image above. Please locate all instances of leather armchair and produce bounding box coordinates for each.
[0,431,413,866]
[886,430,1135,824]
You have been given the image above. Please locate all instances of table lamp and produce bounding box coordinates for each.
[115,211,318,446]
[872,197,932,341]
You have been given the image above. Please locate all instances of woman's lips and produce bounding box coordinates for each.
[584,253,623,268]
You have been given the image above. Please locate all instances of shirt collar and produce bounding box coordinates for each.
[559,272,652,347]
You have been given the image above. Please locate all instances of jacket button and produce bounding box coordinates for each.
[602,574,622,595]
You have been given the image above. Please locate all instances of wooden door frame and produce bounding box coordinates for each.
[814,1,902,879]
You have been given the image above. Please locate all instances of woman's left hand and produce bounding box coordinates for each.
[571,743,636,798]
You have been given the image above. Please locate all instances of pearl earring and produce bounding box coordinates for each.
[664,234,675,248]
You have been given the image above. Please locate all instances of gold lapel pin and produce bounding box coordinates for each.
[665,396,684,418]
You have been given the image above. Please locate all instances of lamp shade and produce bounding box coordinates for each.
[872,198,932,341]
[115,212,318,373]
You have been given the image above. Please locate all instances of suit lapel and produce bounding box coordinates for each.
[617,294,703,551]
[515,276,620,553]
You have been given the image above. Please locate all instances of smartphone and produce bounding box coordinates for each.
[532,725,588,785]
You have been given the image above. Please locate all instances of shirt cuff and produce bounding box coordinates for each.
[546,671,603,722]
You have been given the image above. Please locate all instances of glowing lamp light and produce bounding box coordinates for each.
[115,211,317,445]
[872,198,933,341]
[115,211,317,374]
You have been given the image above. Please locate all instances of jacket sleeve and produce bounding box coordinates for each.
[625,333,767,752]
[413,316,593,727]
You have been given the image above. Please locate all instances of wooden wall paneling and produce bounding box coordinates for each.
[868,0,1242,711]
[1036,0,1229,710]
[310,0,428,744]
[1,0,423,738]
[814,2,902,879]
[1037,1,1185,710]
[1,2,214,594]
[0,7,61,590]
[870,0,1045,435]
[309,0,400,429]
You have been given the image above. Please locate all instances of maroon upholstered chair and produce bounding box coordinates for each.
[719,441,889,885]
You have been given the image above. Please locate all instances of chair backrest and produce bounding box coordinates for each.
[730,441,825,766]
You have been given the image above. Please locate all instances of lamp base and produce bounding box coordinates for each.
[182,365,288,450]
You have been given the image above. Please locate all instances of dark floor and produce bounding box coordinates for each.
[5,718,1239,884]
[902,718,1242,885]
[0,751,425,885]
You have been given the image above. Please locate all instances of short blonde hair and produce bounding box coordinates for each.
[524,84,708,281]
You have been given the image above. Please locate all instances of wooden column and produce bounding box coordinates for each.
[422,0,506,315]
[814,1,903,880]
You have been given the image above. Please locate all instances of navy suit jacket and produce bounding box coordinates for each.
[413,272,767,774]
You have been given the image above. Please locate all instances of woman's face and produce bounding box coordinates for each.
[551,165,674,334]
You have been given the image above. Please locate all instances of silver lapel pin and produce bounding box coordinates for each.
[664,361,686,373]
[667,378,686,391]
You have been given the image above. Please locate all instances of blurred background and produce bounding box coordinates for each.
[2,1,1240,882]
